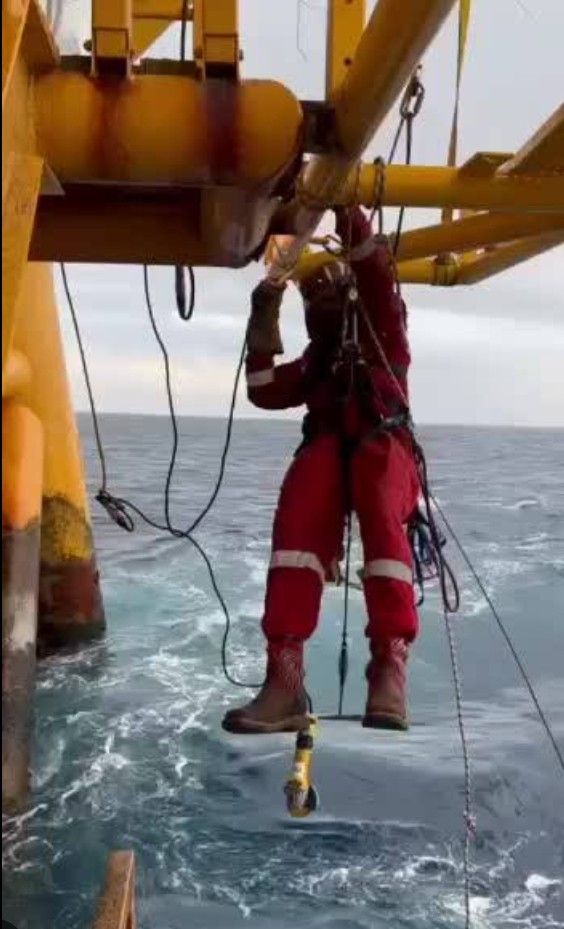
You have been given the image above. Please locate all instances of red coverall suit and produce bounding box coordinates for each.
[223,208,420,734]
[249,213,419,644]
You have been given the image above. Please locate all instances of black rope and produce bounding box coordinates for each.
[143,265,179,532]
[174,265,196,321]
[388,69,423,257]
[60,262,260,691]
[176,2,195,324]
[392,114,413,257]
[60,264,109,494]
[412,438,460,615]
[183,324,244,536]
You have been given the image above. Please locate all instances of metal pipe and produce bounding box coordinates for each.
[395,211,564,261]
[347,163,564,213]
[455,230,564,284]
[290,212,564,281]
[395,231,564,285]
[395,256,459,285]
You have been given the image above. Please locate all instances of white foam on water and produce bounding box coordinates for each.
[32,734,66,788]
[393,854,457,881]
[441,869,564,929]
[525,873,562,895]
[58,750,131,808]
[504,497,543,511]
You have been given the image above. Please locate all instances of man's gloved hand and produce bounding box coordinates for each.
[334,206,371,249]
[334,207,351,246]
[247,280,285,355]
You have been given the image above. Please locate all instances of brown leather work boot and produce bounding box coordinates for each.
[222,638,309,734]
[362,638,410,731]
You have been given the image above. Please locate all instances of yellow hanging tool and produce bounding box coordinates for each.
[284,716,319,818]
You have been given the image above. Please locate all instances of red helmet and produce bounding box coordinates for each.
[299,261,349,344]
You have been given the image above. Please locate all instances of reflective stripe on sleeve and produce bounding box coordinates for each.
[362,558,413,585]
[270,550,325,584]
[246,368,275,388]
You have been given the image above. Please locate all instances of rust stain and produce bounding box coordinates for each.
[92,75,132,181]
[202,79,241,184]
[39,556,104,629]
[38,554,105,650]
[38,495,105,649]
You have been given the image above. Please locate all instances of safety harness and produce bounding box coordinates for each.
[297,271,454,620]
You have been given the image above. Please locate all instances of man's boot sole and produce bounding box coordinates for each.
[362,712,409,731]
[221,712,311,734]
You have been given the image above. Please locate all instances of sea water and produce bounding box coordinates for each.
[3,418,564,928]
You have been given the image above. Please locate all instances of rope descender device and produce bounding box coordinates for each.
[284,716,319,818]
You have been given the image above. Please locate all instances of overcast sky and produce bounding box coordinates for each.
[54,0,564,426]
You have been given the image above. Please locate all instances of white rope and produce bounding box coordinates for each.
[443,607,475,929]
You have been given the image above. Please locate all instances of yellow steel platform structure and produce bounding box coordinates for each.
[2,0,563,810]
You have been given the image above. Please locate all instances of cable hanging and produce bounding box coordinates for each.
[176,1,196,322]
[60,262,260,691]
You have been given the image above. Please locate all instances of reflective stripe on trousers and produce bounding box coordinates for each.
[270,550,325,585]
[362,558,413,585]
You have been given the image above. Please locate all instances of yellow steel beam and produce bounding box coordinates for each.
[330,0,456,157]
[395,231,564,285]
[13,264,105,646]
[459,151,513,176]
[291,248,458,285]
[31,184,279,267]
[193,0,239,78]
[395,256,459,285]
[132,1,187,58]
[345,162,564,212]
[455,231,564,284]
[290,212,564,280]
[3,0,58,109]
[395,211,564,261]
[30,187,210,264]
[2,0,104,651]
[269,0,456,280]
[3,0,56,375]
[326,0,365,96]
[34,70,301,186]
[2,350,32,399]
[499,103,564,177]
[91,0,133,76]
[294,224,564,287]
[3,0,29,105]
[2,153,44,372]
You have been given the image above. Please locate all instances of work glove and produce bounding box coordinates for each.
[334,206,371,249]
[247,280,285,355]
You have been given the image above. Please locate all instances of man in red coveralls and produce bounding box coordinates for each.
[222,207,420,734]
